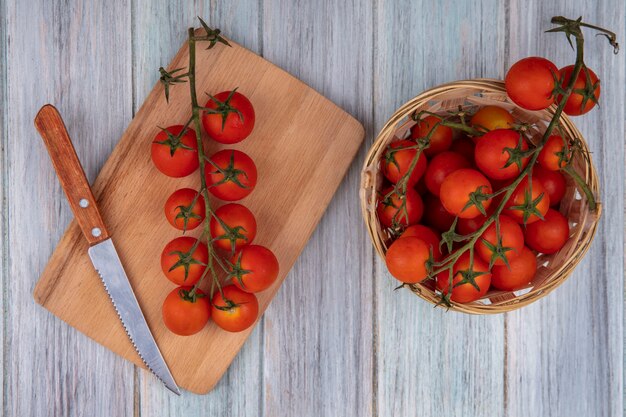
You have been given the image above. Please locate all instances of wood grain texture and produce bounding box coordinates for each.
[504,2,625,416]
[3,0,136,416]
[2,0,624,415]
[33,35,364,393]
[374,1,507,416]
[34,105,111,245]
[261,0,374,416]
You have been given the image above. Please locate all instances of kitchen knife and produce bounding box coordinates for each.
[34,104,181,395]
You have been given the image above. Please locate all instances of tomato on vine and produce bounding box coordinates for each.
[475,129,530,180]
[230,245,280,293]
[381,140,427,186]
[411,115,453,156]
[505,177,550,224]
[211,285,259,332]
[162,287,210,336]
[470,106,515,132]
[533,165,566,206]
[377,187,424,228]
[164,188,205,231]
[210,203,257,253]
[558,65,600,116]
[205,149,258,201]
[202,90,256,144]
[400,224,443,260]
[476,215,524,266]
[524,209,570,254]
[436,252,491,303]
[439,168,493,219]
[538,135,570,171]
[160,237,208,286]
[151,125,199,177]
[505,56,559,110]
[385,237,430,283]
[491,246,536,291]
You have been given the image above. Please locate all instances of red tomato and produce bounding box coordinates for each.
[476,215,524,266]
[423,193,456,232]
[505,57,558,110]
[538,135,570,171]
[164,188,205,231]
[475,129,530,180]
[440,169,493,219]
[385,237,430,283]
[450,136,475,161]
[424,151,471,196]
[491,246,537,291]
[411,115,453,156]
[210,203,257,253]
[151,125,199,177]
[505,177,550,224]
[381,140,427,186]
[377,187,424,228]
[230,245,279,293]
[162,287,210,336]
[436,252,491,303]
[533,165,566,206]
[211,285,259,332]
[205,149,258,201]
[160,237,208,285]
[400,224,442,260]
[557,65,600,116]
[524,209,569,254]
[457,212,488,235]
[202,90,255,144]
[470,106,515,132]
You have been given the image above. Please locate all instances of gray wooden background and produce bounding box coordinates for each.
[1,0,624,416]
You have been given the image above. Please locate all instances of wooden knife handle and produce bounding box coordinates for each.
[34,104,110,245]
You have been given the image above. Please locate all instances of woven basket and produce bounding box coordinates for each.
[360,79,602,314]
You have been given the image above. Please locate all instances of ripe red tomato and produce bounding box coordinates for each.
[440,169,493,219]
[475,129,530,180]
[230,245,279,293]
[470,106,515,132]
[164,188,205,231]
[160,237,208,285]
[162,287,210,336]
[477,215,524,266]
[151,125,199,177]
[533,165,566,206]
[558,65,600,116]
[424,151,471,196]
[524,209,569,254]
[423,193,456,232]
[377,187,424,228]
[505,177,550,224]
[450,136,475,161]
[210,203,257,253]
[211,285,259,332]
[411,115,453,157]
[538,135,570,171]
[491,246,537,291]
[385,237,430,283]
[436,252,491,303]
[202,90,255,144]
[457,212,487,235]
[381,140,427,186]
[205,149,258,201]
[400,224,442,260]
[505,57,558,110]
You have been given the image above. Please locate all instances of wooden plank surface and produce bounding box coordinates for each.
[2,0,624,415]
[3,1,136,416]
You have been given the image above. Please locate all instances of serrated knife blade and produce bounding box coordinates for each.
[89,240,180,395]
[34,104,180,395]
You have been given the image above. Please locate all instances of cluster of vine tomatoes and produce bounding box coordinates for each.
[379,56,600,304]
[151,90,279,335]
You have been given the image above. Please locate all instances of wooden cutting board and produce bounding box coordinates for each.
[33,35,364,394]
